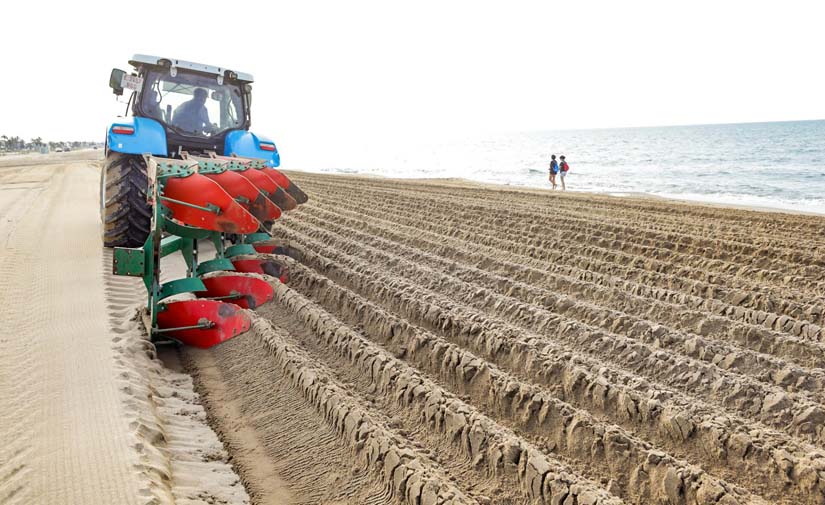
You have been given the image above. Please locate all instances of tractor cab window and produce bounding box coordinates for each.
[139,70,245,137]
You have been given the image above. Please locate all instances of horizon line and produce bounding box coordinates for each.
[529,117,825,134]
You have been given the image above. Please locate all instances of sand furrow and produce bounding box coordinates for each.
[298,177,825,273]
[269,231,825,503]
[294,174,825,243]
[301,194,825,335]
[192,315,484,505]
[296,200,825,367]
[282,258,772,504]
[305,179,824,277]
[299,183,825,306]
[272,220,825,449]
[258,281,627,505]
[296,204,825,378]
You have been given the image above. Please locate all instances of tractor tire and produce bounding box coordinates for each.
[100,153,151,248]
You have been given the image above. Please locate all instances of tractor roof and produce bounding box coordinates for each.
[128,54,254,83]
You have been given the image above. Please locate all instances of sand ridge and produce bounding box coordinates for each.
[180,171,824,504]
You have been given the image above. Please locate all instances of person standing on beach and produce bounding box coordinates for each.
[559,155,570,190]
[548,154,559,189]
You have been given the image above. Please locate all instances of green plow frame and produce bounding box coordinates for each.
[111,153,293,346]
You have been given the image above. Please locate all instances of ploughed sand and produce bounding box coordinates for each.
[184,171,825,505]
[2,151,825,505]
[0,152,248,505]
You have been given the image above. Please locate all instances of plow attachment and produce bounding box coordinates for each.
[262,167,309,204]
[163,174,261,234]
[237,168,298,211]
[209,154,299,211]
[198,275,275,310]
[231,254,291,283]
[201,170,281,223]
[112,153,307,347]
[157,299,250,348]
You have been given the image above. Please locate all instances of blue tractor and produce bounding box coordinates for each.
[102,55,283,247]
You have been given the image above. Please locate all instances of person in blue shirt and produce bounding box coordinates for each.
[548,154,559,189]
[173,88,212,134]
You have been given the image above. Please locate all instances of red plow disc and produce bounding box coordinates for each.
[198,275,274,310]
[252,243,284,254]
[232,258,289,283]
[203,170,282,223]
[236,169,298,211]
[262,168,309,204]
[156,299,251,349]
[271,187,298,211]
[251,241,303,261]
[162,174,260,234]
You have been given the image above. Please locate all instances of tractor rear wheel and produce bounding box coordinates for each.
[100,153,151,247]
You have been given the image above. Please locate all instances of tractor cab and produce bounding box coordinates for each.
[108,55,263,157]
[138,69,245,137]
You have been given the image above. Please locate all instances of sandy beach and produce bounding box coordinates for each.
[2,151,824,504]
[0,152,248,505]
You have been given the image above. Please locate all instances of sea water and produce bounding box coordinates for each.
[282,119,825,215]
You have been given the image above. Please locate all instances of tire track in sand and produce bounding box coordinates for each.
[1,156,250,505]
[0,163,142,504]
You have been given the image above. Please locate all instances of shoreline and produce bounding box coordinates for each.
[288,169,825,218]
[597,189,825,217]
[8,151,820,217]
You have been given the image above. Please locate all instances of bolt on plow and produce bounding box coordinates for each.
[111,153,306,348]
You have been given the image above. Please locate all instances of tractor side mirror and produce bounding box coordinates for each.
[109,68,126,96]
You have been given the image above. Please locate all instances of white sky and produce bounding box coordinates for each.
[1,0,823,148]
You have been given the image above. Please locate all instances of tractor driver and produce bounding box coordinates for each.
[172,88,212,134]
